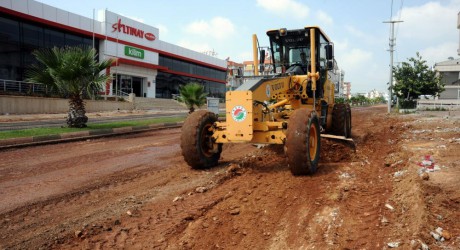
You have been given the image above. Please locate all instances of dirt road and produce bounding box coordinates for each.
[0,106,459,249]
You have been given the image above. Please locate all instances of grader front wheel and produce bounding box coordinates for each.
[285,109,321,175]
[181,110,222,169]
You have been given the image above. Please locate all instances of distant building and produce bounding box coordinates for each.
[343,82,351,99]
[366,89,384,99]
[434,58,460,99]
[227,60,244,90]
[458,11,460,55]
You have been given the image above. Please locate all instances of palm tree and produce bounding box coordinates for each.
[27,46,113,128]
[177,82,208,113]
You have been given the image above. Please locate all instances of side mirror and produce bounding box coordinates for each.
[325,44,333,60]
[259,49,265,64]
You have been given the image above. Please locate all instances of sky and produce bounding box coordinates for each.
[36,0,460,94]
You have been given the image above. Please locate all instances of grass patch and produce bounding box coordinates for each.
[0,116,185,140]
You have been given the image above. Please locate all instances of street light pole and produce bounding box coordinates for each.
[384,20,403,113]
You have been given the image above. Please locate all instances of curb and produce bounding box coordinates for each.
[0,122,184,150]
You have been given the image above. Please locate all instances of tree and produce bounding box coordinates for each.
[27,46,113,128]
[392,52,444,100]
[177,82,208,113]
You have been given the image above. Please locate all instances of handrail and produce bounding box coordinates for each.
[0,79,48,94]
[115,90,130,97]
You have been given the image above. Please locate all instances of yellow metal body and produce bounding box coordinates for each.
[252,34,259,76]
[212,26,337,145]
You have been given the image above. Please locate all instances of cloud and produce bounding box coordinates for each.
[395,1,457,43]
[394,0,458,66]
[120,14,144,23]
[156,24,168,40]
[185,17,235,40]
[316,10,333,26]
[177,40,212,54]
[256,0,309,20]
[339,48,373,73]
[334,40,376,91]
[420,42,458,66]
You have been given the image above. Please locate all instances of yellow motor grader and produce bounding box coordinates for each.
[181,27,351,175]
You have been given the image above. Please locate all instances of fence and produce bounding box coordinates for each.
[0,79,50,95]
[417,99,460,110]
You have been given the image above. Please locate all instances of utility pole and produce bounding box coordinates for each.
[383,20,403,113]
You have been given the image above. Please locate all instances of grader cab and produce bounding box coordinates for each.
[181,27,351,175]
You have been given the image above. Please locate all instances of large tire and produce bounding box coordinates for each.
[331,104,349,138]
[285,109,321,175]
[181,110,222,169]
[345,103,352,137]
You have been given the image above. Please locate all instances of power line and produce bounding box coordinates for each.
[395,0,404,39]
[394,0,404,65]
[384,20,403,113]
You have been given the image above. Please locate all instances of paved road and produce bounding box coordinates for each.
[0,112,188,131]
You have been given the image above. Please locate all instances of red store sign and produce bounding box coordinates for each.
[112,18,156,41]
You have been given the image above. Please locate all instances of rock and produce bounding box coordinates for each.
[420,242,429,250]
[441,230,451,240]
[230,209,240,215]
[339,172,351,179]
[381,216,389,225]
[114,219,121,225]
[387,242,400,248]
[430,231,442,241]
[74,230,82,238]
[127,210,132,216]
[390,160,404,168]
[435,227,443,235]
[420,172,429,181]
[385,204,395,211]
[173,196,184,202]
[393,170,406,178]
[227,164,243,175]
[195,187,207,193]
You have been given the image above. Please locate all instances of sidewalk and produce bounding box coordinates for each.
[0,110,186,149]
[0,109,185,122]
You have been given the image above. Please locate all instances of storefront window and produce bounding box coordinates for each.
[0,14,99,81]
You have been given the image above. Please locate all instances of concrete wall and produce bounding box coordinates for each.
[0,96,133,114]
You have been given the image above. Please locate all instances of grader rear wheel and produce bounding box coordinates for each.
[332,104,350,138]
[285,109,321,175]
[180,110,222,169]
[345,103,352,137]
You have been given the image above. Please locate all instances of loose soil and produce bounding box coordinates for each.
[0,106,459,249]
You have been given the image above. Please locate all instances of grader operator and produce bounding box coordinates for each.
[181,27,351,175]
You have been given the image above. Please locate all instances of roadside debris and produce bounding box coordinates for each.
[430,227,451,242]
[417,155,442,175]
